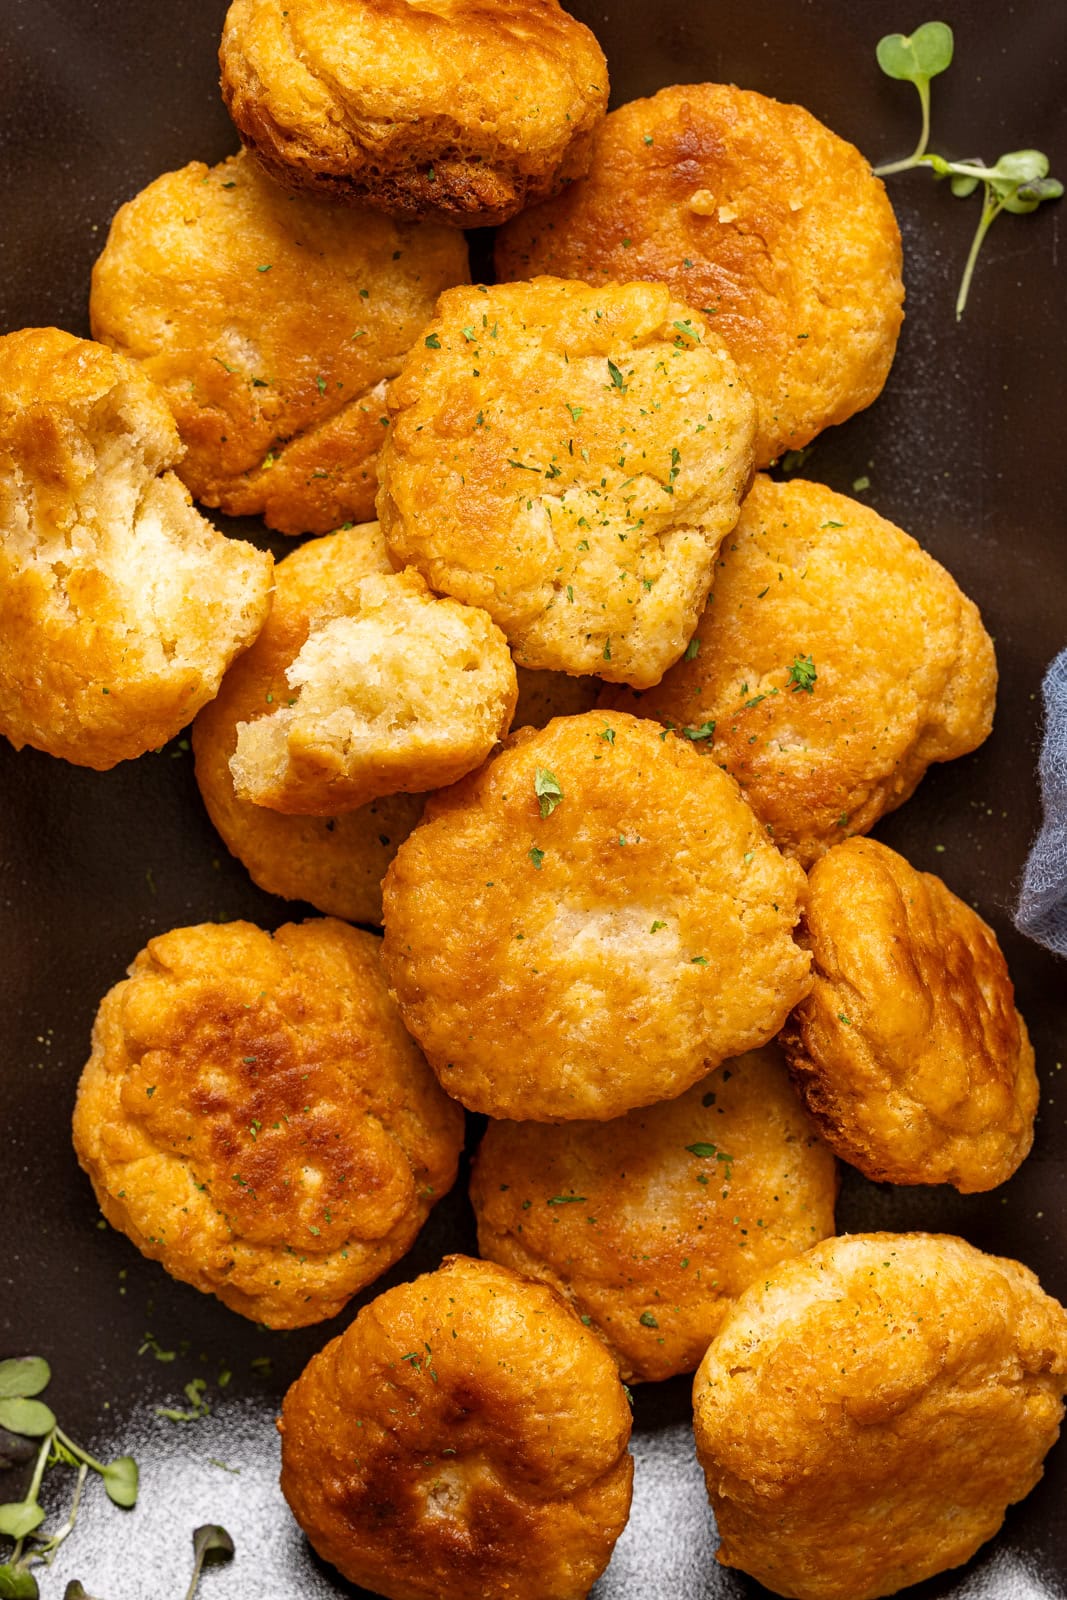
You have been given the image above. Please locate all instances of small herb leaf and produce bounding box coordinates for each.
[876,21,953,83]
[0,1501,46,1540]
[101,1456,139,1509]
[0,1359,50,1401]
[534,768,564,818]
[0,1567,40,1599]
[0,1399,55,1438]
[686,1143,719,1159]
[185,1525,236,1600]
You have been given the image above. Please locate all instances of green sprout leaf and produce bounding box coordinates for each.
[64,1585,107,1600]
[0,1360,50,1401]
[874,22,953,176]
[100,1456,139,1509]
[534,768,563,818]
[875,20,953,81]
[0,1400,55,1439]
[184,1525,235,1600]
[0,1567,39,1599]
[0,1502,45,1540]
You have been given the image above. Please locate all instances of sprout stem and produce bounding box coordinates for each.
[53,1427,105,1478]
[875,77,931,175]
[956,187,1004,319]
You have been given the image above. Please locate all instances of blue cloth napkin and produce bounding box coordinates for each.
[1016,649,1067,955]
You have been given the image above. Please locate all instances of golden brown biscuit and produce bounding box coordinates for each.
[219,0,609,228]
[72,918,464,1327]
[471,1046,837,1383]
[279,1254,633,1600]
[0,327,272,770]
[512,666,601,731]
[90,149,469,535]
[229,565,517,815]
[377,278,757,688]
[605,476,996,863]
[496,83,904,467]
[692,1233,1067,1600]
[779,838,1037,1192]
[381,712,811,1121]
[194,523,424,924]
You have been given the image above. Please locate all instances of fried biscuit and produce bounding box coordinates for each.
[0,328,272,769]
[496,83,904,467]
[90,148,469,535]
[72,918,464,1327]
[381,712,811,1121]
[377,278,757,688]
[692,1233,1067,1600]
[279,1255,633,1600]
[605,476,996,862]
[193,523,425,924]
[229,565,516,814]
[470,1046,837,1382]
[779,837,1038,1192]
[219,0,609,228]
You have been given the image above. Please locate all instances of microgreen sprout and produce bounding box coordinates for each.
[873,22,1061,316]
[0,1358,138,1598]
[873,22,954,175]
[184,1525,235,1600]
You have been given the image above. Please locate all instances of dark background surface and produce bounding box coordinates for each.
[1,1,1066,1595]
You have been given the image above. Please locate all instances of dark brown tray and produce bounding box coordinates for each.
[1,2,1065,1595]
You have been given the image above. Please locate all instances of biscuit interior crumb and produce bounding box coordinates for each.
[231,568,515,808]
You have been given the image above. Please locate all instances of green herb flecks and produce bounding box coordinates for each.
[534,769,564,818]
[787,655,817,693]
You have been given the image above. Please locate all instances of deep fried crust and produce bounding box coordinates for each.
[471,1046,837,1382]
[377,277,757,688]
[193,524,425,923]
[72,919,464,1327]
[0,327,273,769]
[219,0,609,227]
[278,1255,633,1600]
[778,838,1037,1192]
[605,476,996,862]
[496,82,904,466]
[692,1233,1067,1600]
[381,712,811,1121]
[90,148,469,535]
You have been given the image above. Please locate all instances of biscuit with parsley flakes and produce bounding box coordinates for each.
[381,711,810,1122]
[495,82,904,468]
[0,326,273,770]
[219,0,609,228]
[193,523,425,924]
[278,1254,633,1600]
[604,475,996,863]
[377,277,757,689]
[692,1233,1067,1600]
[90,148,469,536]
[470,1045,837,1383]
[228,561,517,815]
[779,837,1038,1193]
[72,918,464,1328]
